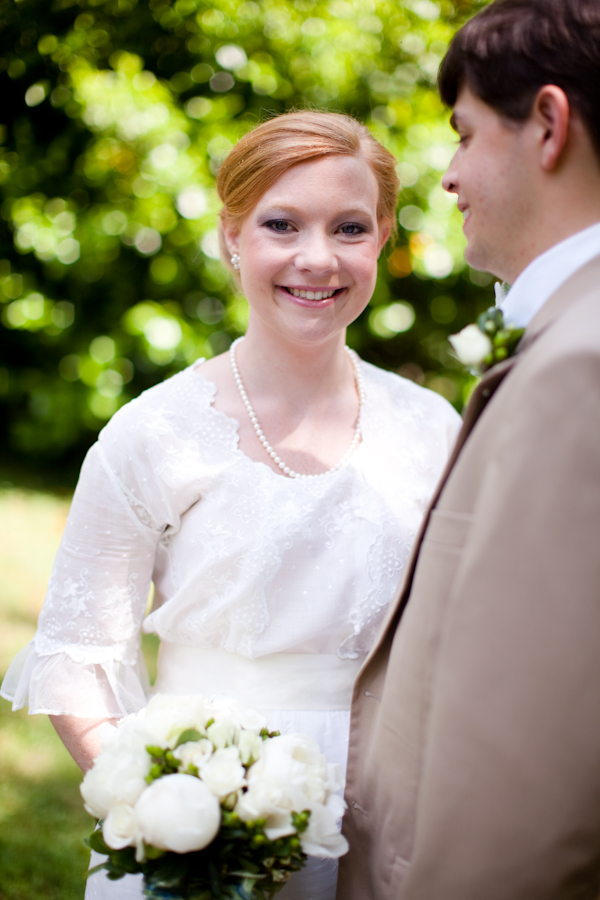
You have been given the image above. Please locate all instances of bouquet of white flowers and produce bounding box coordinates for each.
[81,694,348,899]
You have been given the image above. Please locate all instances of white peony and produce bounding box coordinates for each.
[449,324,493,367]
[236,730,263,766]
[299,798,349,859]
[237,734,348,852]
[200,746,247,798]
[207,719,236,750]
[134,774,221,853]
[139,694,210,749]
[211,697,268,734]
[80,735,151,818]
[325,763,344,795]
[249,734,327,801]
[236,780,308,840]
[174,739,214,771]
[102,803,138,850]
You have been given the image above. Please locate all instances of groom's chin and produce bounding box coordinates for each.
[464,244,500,282]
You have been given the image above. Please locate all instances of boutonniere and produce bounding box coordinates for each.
[449,306,525,376]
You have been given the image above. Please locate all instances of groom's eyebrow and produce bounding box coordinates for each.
[449,111,460,132]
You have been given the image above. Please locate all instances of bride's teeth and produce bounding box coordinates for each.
[286,288,338,299]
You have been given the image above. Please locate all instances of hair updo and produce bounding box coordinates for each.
[216,110,400,277]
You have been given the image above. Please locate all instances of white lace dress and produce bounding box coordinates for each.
[1,356,460,900]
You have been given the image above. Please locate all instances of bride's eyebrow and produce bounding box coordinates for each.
[257,205,374,220]
[257,207,297,218]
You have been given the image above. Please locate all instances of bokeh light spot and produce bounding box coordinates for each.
[176,187,208,220]
[150,256,178,284]
[134,228,162,256]
[90,336,116,364]
[399,205,424,231]
[215,45,248,71]
[424,244,454,278]
[369,302,415,338]
[25,84,48,107]
[144,316,182,351]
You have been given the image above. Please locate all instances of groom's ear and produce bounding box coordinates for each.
[532,85,571,172]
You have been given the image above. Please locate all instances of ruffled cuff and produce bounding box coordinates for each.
[0,642,150,718]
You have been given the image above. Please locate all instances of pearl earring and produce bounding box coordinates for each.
[230,252,240,270]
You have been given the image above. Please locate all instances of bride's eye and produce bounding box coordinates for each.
[265,220,292,232]
[339,223,366,235]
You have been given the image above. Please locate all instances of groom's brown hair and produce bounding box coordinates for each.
[438,0,600,157]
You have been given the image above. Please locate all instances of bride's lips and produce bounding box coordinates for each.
[277,285,347,308]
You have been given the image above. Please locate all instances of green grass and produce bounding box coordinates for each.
[0,704,91,900]
[0,489,159,899]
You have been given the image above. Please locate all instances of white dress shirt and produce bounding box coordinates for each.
[498,222,600,328]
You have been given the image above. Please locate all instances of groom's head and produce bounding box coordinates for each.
[439,0,600,283]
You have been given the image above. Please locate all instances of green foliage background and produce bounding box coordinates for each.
[0,0,491,489]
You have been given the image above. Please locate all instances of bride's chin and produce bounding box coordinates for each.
[273,320,346,349]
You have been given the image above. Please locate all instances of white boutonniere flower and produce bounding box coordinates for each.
[449,324,493,368]
[449,304,524,376]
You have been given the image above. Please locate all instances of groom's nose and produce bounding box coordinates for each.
[442,155,459,194]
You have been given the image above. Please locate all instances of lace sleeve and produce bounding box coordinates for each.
[0,443,162,718]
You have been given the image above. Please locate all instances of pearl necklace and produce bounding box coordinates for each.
[229,336,365,479]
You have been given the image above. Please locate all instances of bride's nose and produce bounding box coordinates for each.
[294,230,339,274]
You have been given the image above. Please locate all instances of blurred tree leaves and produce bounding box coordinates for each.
[0,0,491,488]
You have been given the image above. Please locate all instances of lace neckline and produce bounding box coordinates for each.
[190,358,367,482]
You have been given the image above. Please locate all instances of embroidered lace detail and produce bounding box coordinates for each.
[2,359,461,716]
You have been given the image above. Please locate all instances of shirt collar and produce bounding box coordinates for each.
[498,222,600,328]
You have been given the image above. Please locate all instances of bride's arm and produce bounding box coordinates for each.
[0,435,164,767]
[49,714,119,773]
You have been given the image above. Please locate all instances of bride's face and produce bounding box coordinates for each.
[223,154,390,347]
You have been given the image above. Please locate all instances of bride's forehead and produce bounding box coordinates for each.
[255,154,379,205]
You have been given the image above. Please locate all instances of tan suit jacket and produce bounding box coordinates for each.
[338,254,600,900]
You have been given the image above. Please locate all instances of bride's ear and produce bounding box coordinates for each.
[220,217,240,260]
[218,219,242,284]
[377,218,392,255]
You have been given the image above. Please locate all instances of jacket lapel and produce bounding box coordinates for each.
[366,357,518,660]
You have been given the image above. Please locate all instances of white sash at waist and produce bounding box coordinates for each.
[152,644,364,711]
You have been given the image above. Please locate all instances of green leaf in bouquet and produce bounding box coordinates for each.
[150,855,190,888]
[87,828,112,855]
[145,845,168,860]
[111,847,141,873]
[145,744,181,783]
[146,745,167,758]
[259,729,281,741]
[290,810,310,834]
[208,857,222,896]
[147,763,165,784]
[88,862,115,879]
[176,729,204,747]
[249,835,267,849]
